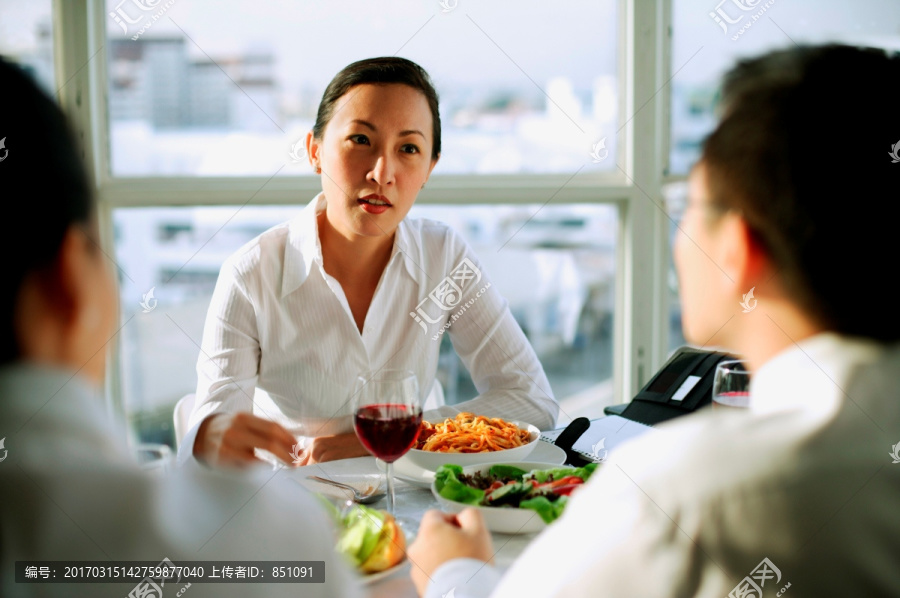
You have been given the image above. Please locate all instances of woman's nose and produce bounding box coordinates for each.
[368,154,395,186]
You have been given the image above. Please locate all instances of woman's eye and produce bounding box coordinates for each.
[401,144,419,154]
[350,134,370,145]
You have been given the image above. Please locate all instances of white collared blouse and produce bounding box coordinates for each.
[182,194,558,456]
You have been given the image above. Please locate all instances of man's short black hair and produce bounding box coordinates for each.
[0,56,95,364]
[702,44,900,341]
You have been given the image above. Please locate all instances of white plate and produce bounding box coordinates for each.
[377,440,567,488]
[361,558,408,585]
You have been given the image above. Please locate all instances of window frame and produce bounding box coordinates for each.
[53,0,675,419]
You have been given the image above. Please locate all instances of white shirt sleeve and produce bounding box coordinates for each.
[189,257,262,435]
[425,559,504,598]
[426,246,558,431]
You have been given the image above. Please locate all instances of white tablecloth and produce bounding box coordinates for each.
[289,456,539,598]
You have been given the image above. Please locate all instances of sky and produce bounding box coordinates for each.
[100,0,619,95]
[3,0,899,95]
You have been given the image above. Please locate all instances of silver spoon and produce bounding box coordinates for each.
[306,476,386,504]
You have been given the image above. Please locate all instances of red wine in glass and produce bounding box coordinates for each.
[712,391,750,409]
[352,369,421,519]
[712,360,752,410]
[354,404,423,463]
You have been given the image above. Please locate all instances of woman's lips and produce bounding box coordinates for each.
[358,195,391,215]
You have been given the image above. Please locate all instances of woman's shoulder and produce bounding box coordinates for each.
[222,220,294,274]
[402,216,469,251]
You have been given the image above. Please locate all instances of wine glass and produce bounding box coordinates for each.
[132,443,173,476]
[351,369,422,518]
[712,360,751,410]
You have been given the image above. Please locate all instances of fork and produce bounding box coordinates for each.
[306,476,386,504]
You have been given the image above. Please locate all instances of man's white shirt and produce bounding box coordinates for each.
[427,333,900,597]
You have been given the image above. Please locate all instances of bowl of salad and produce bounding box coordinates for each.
[319,498,408,582]
[431,461,599,534]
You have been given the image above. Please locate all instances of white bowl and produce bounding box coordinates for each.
[401,421,540,471]
[430,461,573,534]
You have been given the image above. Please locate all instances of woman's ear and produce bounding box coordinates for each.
[423,153,439,187]
[306,131,321,174]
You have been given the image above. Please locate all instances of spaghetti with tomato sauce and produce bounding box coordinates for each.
[414,412,531,453]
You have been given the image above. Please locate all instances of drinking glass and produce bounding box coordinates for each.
[351,369,422,517]
[132,443,173,475]
[712,360,751,409]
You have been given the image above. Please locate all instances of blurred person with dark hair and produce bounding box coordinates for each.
[409,44,900,597]
[185,56,557,469]
[0,56,360,598]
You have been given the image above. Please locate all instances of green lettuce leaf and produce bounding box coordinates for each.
[435,464,485,505]
[487,464,528,480]
[524,463,598,484]
[336,504,385,566]
[519,495,569,524]
[314,493,342,523]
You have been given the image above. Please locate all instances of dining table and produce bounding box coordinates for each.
[289,451,552,598]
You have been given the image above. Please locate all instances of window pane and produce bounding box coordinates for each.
[113,203,616,446]
[667,0,900,353]
[409,204,617,427]
[0,1,55,94]
[105,0,618,177]
[670,0,900,175]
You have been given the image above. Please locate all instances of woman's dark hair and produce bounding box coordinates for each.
[312,57,441,160]
[0,56,94,364]
[701,44,900,341]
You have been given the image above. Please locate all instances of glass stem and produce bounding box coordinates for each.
[386,461,396,515]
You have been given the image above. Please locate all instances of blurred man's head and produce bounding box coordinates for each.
[0,57,116,384]
[675,44,900,362]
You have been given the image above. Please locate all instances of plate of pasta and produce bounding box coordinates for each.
[402,412,541,471]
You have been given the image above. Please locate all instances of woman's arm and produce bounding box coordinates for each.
[184,257,296,467]
[430,239,558,430]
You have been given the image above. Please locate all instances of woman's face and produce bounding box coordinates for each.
[309,83,438,240]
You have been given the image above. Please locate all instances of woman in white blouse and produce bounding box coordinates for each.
[185,57,558,468]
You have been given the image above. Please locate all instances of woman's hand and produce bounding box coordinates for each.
[408,508,495,596]
[193,412,297,468]
[294,431,370,465]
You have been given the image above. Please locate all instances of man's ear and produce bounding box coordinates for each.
[55,227,96,332]
[718,214,768,293]
[15,227,88,360]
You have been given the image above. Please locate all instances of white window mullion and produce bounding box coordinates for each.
[618,0,668,403]
[54,0,128,418]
